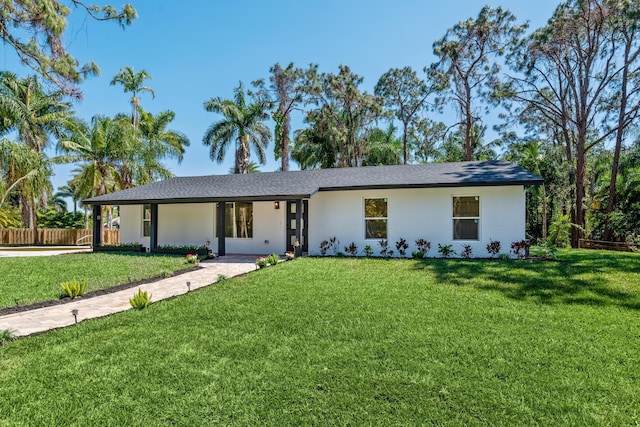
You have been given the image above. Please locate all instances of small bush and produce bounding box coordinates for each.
[363,245,373,257]
[130,289,151,310]
[185,254,198,264]
[499,253,512,261]
[539,242,558,259]
[378,239,394,258]
[217,274,228,282]
[60,279,88,299]
[328,236,340,255]
[344,242,358,256]
[285,251,295,260]
[486,239,501,258]
[415,239,431,255]
[510,240,531,259]
[267,253,280,266]
[461,244,473,259]
[438,244,456,258]
[412,250,424,259]
[395,238,409,257]
[319,240,329,256]
[0,329,14,346]
[256,257,268,268]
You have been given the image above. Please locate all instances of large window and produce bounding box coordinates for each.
[216,202,253,238]
[453,196,479,240]
[364,198,387,239]
[142,204,151,237]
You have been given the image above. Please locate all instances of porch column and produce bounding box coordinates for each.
[295,199,302,257]
[92,204,102,248]
[150,203,158,253]
[217,202,226,256]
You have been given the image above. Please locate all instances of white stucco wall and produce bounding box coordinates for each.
[119,185,526,257]
[308,185,526,258]
[119,204,149,248]
[119,202,286,255]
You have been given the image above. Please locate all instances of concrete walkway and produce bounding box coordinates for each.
[0,255,258,337]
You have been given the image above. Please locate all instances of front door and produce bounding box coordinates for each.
[286,200,308,253]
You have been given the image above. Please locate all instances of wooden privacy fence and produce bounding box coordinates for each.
[0,229,119,246]
[578,239,638,252]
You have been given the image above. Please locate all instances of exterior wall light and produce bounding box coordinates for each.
[274,201,280,210]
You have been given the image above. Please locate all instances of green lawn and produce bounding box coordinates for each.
[0,249,638,425]
[0,252,189,309]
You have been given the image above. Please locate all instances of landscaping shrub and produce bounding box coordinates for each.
[328,236,340,255]
[285,251,295,260]
[129,289,151,310]
[438,244,456,258]
[395,238,409,257]
[256,257,268,268]
[185,254,198,264]
[0,329,14,346]
[486,239,501,258]
[319,240,329,256]
[378,239,393,258]
[60,279,88,299]
[267,253,280,266]
[363,245,373,257]
[412,250,424,259]
[461,244,473,259]
[499,253,512,261]
[510,240,531,259]
[344,242,358,256]
[415,239,431,256]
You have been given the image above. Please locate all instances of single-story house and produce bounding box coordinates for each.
[84,160,543,258]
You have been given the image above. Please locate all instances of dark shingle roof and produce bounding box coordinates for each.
[84,160,543,205]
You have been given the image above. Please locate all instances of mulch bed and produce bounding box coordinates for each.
[0,265,202,317]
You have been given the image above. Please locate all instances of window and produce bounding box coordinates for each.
[364,198,387,239]
[142,204,151,237]
[216,202,253,238]
[453,196,479,240]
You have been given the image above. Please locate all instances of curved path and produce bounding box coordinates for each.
[0,255,258,337]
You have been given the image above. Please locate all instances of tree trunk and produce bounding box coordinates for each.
[281,106,290,172]
[603,35,632,241]
[402,121,409,165]
[236,135,250,174]
[572,144,587,248]
[464,83,473,161]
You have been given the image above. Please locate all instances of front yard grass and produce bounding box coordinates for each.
[0,249,638,425]
[0,252,189,309]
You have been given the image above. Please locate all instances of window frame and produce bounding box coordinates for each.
[142,204,151,237]
[215,202,254,239]
[363,197,388,240]
[452,195,480,241]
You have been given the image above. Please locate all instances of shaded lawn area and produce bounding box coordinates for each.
[0,252,189,309]
[0,249,638,425]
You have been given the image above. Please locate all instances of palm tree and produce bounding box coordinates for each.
[54,184,79,214]
[0,138,52,240]
[203,82,271,174]
[59,116,127,241]
[0,72,75,227]
[135,109,190,185]
[59,116,125,198]
[110,66,155,129]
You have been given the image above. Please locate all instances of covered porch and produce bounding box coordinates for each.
[89,198,308,257]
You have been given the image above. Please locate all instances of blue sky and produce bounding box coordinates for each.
[3,1,560,193]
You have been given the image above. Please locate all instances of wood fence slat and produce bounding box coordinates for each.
[0,229,119,246]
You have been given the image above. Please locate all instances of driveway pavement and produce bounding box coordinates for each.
[0,246,91,257]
